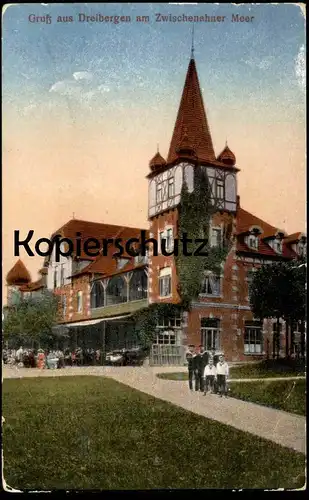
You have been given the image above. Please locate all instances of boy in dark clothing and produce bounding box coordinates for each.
[197,346,208,392]
[192,346,203,392]
[186,345,195,390]
[200,346,209,369]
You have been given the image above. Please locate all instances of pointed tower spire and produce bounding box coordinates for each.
[191,24,195,59]
[167,57,216,164]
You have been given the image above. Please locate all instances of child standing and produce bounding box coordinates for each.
[203,358,217,395]
[216,355,229,397]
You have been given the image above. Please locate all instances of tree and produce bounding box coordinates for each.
[250,259,306,358]
[3,290,61,349]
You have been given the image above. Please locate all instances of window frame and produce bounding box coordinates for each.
[53,267,58,289]
[247,234,259,250]
[297,241,306,257]
[244,321,263,354]
[200,272,221,297]
[154,313,182,345]
[159,268,172,298]
[210,227,222,248]
[168,177,174,198]
[273,238,283,254]
[77,291,83,313]
[156,183,163,203]
[216,179,225,200]
[60,264,65,286]
[200,318,220,351]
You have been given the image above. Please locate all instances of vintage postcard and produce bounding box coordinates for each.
[2,2,306,492]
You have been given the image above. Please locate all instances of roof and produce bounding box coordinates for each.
[167,58,215,164]
[284,232,304,244]
[6,259,31,286]
[236,207,298,259]
[49,218,148,261]
[70,229,150,278]
[19,279,45,292]
[149,151,166,171]
[217,144,236,166]
[72,249,147,279]
[236,207,278,237]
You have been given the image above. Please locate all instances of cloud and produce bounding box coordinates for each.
[73,71,93,82]
[295,45,305,92]
[48,70,112,107]
[97,84,110,92]
[242,56,274,70]
[22,103,37,115]
[49,79,82,98]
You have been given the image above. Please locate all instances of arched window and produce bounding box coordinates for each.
[129,270,148,301]
[106,276,127,306]
[225,174,236,203]
[90,281,105,309]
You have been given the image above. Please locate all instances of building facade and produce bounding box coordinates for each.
[5,55,306,363]
[146,55,306,362]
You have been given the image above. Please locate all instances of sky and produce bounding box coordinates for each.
[2,2,306,299]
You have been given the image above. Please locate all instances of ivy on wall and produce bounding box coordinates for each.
[131,303,184,347]
[175,165,233,305]
[131,165,234,347]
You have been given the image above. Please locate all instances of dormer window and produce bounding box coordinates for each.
[274,238,283,254]
[297,239,307,257]
[247,234,259,250]
[134,248,148,266]
[116,258,129,270]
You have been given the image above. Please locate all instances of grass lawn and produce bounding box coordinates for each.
[230,379,306,416]
[157,359,306,381]
[2,376,305,490]
[226,360,305,380]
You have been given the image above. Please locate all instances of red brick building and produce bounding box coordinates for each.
[146,55,306,363]
[5,55,306,363]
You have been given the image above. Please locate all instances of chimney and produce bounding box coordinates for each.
[236,195,240,209]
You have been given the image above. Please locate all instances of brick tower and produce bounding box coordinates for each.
[146,54,239,355]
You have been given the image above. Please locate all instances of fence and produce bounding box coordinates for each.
[149,345,186,366]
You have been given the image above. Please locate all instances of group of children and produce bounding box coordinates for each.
[186,345,230,397]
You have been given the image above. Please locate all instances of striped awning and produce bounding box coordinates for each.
[66,314,132,328]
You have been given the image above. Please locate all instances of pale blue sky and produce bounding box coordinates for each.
[3,3,305,118]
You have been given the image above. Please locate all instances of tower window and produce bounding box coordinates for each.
[159,268,172,297]
[216,179,224,199]
[168,177,174,198]
[166,228,173,251]
[156,184,163,203]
